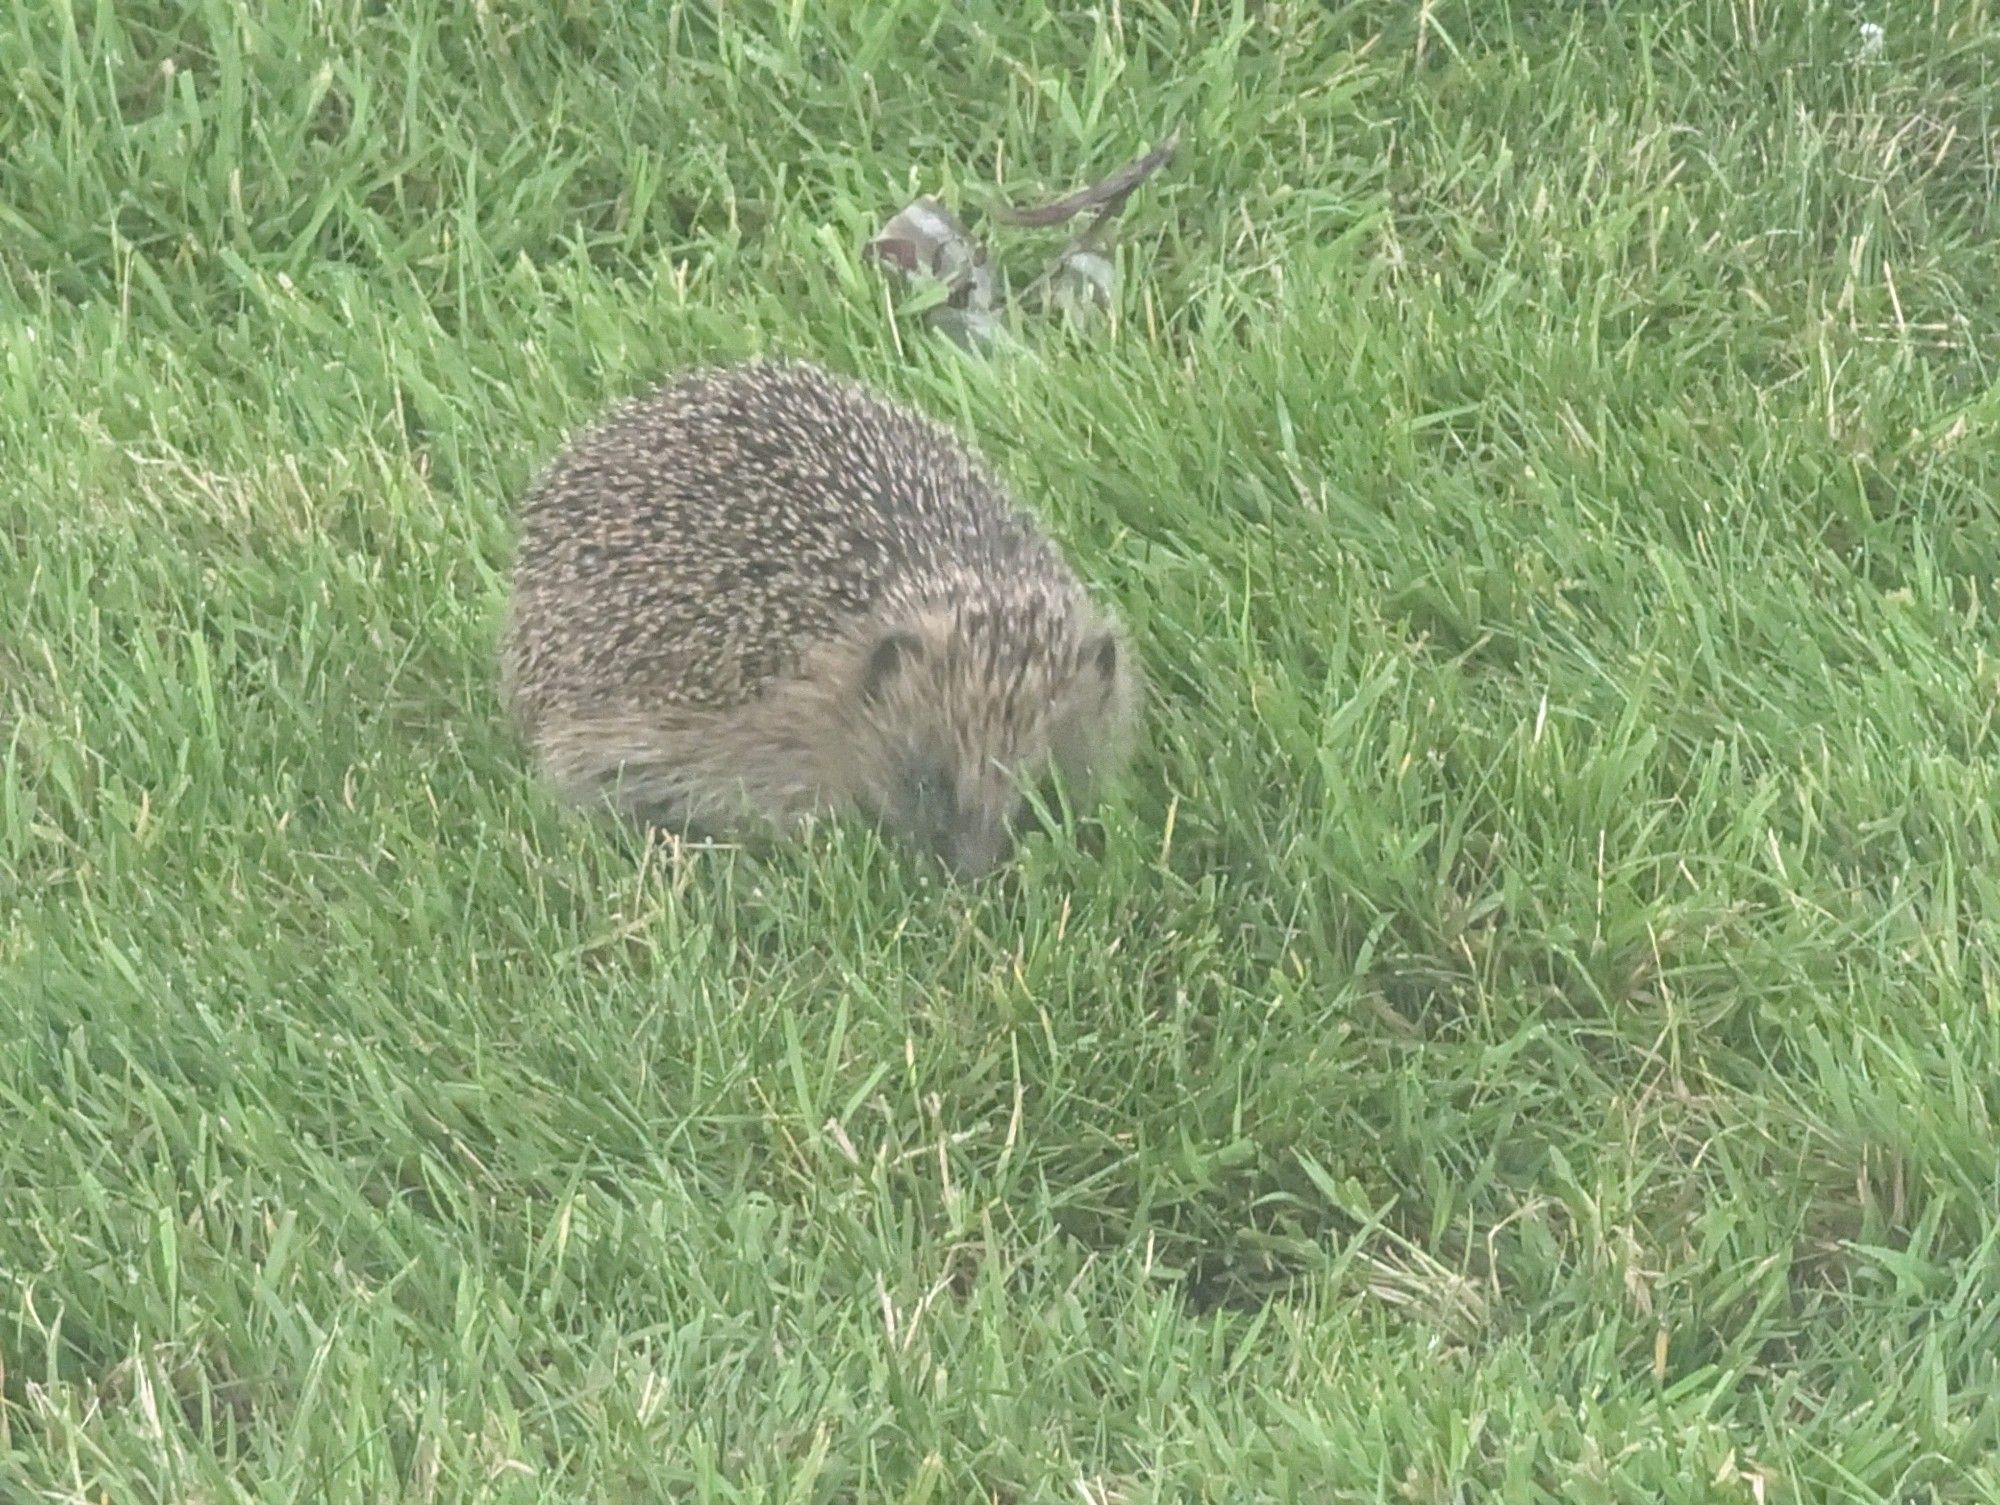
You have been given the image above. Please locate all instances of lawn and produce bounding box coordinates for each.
[4,1,1999,1499]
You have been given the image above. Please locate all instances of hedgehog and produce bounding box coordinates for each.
[498,359,1141,879]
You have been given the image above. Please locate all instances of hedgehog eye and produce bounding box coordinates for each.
[860,628,924,703]
[1087,629,1120,686]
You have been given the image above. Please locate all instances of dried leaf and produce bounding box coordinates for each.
[867,195,1003,348]
[866,196,996,314]
[1052,247,1116,322]
[863,132,1175,354]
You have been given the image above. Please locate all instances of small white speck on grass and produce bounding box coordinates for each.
[1857,21,1885,60]
[822,1116,860,1166]
[131,1357,164,1442]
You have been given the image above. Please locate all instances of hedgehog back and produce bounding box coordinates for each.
[508,363,1062,716]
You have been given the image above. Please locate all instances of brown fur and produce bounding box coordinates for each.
[499,360,1139,876]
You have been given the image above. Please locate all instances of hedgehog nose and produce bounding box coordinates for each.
[944,823,1008,882]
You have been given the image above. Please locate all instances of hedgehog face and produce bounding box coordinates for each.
[884,742,1012,881]
[845,605,1136,880]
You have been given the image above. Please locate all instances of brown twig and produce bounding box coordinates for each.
[990,130,1182,229]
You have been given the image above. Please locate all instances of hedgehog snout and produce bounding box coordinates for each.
[942,809,1013,882]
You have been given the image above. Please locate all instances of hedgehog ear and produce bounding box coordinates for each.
[1079,628,1121,701]
[859,627,924,703]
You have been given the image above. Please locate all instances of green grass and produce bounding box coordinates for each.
[4,0,2000,1498]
